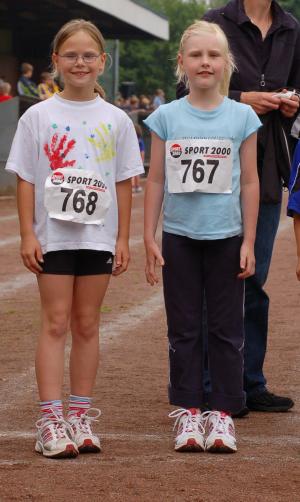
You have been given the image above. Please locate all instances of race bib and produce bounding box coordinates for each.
[166,139,233,194]
[44,168,111,225]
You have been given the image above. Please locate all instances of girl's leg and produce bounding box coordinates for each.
[69,274,110,396]
[204,236,245,415]
[36,274,74,401]
[35,274,78,459]
[162,232,204,409]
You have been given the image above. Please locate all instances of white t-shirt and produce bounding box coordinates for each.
[6,94,144,254]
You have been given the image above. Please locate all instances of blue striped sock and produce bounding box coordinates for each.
[67,395,92,419]
[40,400,63,421]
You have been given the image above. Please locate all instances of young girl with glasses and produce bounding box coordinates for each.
[6,19,144,459]
[144,20,261,453]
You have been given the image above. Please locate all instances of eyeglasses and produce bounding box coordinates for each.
[57,53,101,64]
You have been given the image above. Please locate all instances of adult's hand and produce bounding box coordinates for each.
[279,90,300,118]
[241,91,281,115]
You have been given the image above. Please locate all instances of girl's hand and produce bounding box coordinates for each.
[112,237,130,276]
[145,239,165,286]
[296,257,300,281]
[279,90,300,118]
[20,234,44,274]
[238,241,255,279]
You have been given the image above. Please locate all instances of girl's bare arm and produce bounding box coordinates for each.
[239,132,260,278]
[144,132,165,285]
[17,176,43,273]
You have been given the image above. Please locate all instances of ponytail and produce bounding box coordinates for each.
[95,82,105,99]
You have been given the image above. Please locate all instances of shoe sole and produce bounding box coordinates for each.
[78,439,101,454]
[35,442,78,459]
[232,408,249,419]
[247,404,294,412]
[175,438,204,453]
[206,439,237,454]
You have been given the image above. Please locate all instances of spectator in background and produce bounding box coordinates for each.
[0,81,13,102]
[17,62,39,98]
[153,88,165,109]
[129,95,140,111]
[139,94,152,111]
[132,123,145,193]
[38,72,59,100]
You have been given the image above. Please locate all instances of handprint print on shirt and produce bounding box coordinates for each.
[44,133,76,170]
[88,123,116,162]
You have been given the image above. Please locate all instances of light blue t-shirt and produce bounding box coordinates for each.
[144,96,261,240]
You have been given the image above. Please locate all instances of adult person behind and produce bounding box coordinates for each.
[17,62,39,99]
[178,0,300,413]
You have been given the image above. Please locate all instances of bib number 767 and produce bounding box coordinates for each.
[181,159,219,184]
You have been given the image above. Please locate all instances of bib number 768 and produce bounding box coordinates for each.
[181,159,219,184]
[61,187,98,215]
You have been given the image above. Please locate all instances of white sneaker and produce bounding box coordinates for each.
[203,411,237,453]
[35,416,78,458]
[169,408,205,452]
[68,408,101,453]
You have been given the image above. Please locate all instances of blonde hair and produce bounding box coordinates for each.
[52,19,106,98]
[176,20,235,96]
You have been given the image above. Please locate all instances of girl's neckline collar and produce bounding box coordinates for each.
[184,95,227,114]
[54,93,102,106]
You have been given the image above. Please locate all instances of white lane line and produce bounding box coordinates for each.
[0,236,19,248]
[0,272,36,296]
[278,216,293,233]
[0,235,147,298]
[0,288,164,411]
[0,431,299,445]
[0,214,18,223]
[0,206,141,231]
[0,431,166,440]
[101,289,163,341]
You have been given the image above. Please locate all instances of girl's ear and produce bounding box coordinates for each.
[98,52,106,75]
[52,53,58,69]
[177,52,183,68]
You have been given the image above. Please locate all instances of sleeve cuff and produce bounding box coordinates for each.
[229,90,242,102]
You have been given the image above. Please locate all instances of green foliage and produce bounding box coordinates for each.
[119,0,206,100]
[119,0,299,101]
[278,0,300,20]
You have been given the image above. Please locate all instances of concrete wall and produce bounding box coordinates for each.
[0,96,38,194]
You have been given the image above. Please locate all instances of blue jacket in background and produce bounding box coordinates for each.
[288,140,300,216]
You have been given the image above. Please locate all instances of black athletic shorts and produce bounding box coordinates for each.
[41,250,113,276]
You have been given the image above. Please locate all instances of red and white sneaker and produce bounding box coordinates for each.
[168,408,205,452]
[68,408,101,453]
[35,416,78,458]
[203,411,237,453]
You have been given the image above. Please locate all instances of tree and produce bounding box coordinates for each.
[119,0,206,100]
[278,1,300,20]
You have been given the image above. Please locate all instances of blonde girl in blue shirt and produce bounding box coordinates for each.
[144,20,261,453]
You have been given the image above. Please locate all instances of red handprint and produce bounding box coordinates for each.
[44,133,76,170]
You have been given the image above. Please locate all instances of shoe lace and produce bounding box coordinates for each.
[201,410,232,435]
[168,408,204,435]
[36,410,72,440]
[69,408,101,435]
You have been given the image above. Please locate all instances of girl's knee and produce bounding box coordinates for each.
[71,314,99,341]
[43,313,69,339]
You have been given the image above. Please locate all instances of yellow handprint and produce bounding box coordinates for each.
[88,123,116,162]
